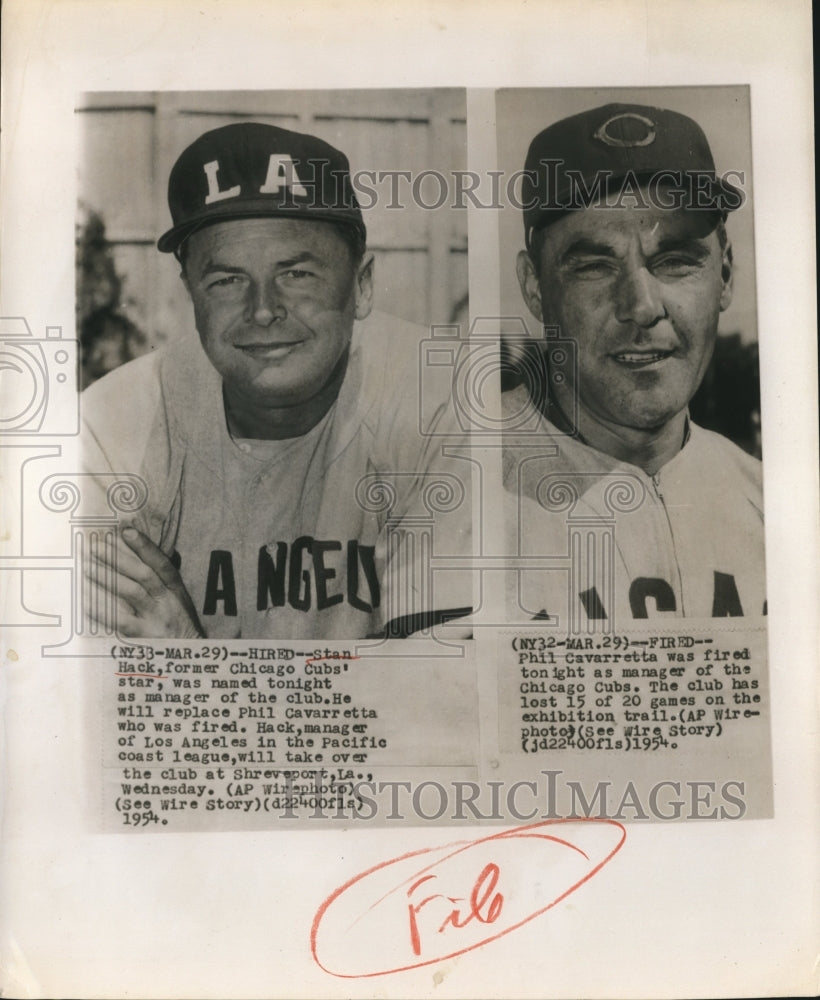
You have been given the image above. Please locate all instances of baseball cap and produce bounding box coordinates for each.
[522,103,744,247]
[157,122,366,253]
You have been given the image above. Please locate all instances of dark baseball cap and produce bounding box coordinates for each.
[157,121,366,253]
[522,103,744,247]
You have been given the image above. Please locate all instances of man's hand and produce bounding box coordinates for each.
[84,526,204,638]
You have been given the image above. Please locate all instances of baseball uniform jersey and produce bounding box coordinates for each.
[82,310,472,639]
[503,384,766,628]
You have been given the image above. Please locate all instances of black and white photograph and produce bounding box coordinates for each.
[76,89,473,641]
[497,87,766,627]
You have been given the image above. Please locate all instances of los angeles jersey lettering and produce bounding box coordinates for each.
[503,386,767,626]
[178,539,380,621]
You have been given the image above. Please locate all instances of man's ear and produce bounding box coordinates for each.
[516,249,543,322]
[719,239,734,312]
[180,266,191,295]
[354,251,375,321]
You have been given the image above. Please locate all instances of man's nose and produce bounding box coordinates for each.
[614,266,666,329]
[247,280,286,327]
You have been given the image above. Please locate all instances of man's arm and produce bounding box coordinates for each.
[84,526,204,639]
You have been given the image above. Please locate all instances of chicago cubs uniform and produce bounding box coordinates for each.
[504,384,766,627]
[501,102,765,627]
[82,310,472,639]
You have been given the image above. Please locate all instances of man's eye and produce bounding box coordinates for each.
[207,275,244,289]
[652,256,701,276]
[281,268,314,280]
[570,259,615,278]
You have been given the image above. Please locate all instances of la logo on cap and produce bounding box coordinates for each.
[593,112,657,148]
[203,154,309,205]
[157,121,367,253]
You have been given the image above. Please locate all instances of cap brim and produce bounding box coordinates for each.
[526,171,744,247]
[157,200,366,253]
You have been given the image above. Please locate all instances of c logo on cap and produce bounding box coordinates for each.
[593,112,656,148]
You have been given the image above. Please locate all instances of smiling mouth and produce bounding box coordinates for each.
[236,342,303,359]
[611,350,675,369]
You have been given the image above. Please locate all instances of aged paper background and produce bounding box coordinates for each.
[1,1,817,997]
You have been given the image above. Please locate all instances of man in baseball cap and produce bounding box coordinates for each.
[504,101,766,625]
[82,121,472,640]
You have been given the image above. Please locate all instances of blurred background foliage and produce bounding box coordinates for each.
[689,334,761,458]
[76,205,149,390]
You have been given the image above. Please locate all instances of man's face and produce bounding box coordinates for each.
[182,217,373,407]
[517,202,733,436]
